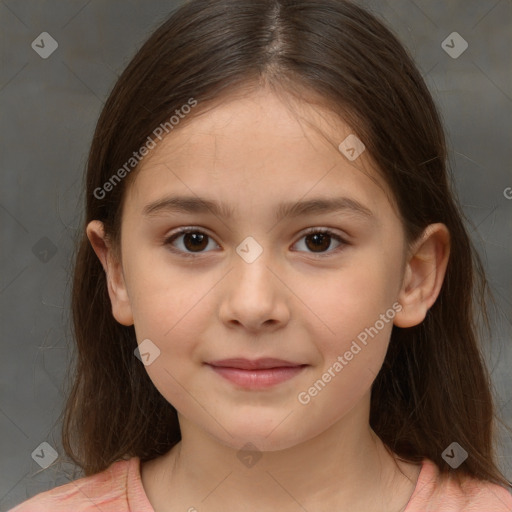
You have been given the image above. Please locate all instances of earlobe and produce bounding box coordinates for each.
[394,223,450,328]
[86,220,134,326]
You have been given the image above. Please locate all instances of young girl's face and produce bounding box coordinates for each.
[103,87,410,451]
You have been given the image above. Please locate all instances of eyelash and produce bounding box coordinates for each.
[163,227,349,258]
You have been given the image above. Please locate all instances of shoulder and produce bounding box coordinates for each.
[406,458,512,511]
[8,457,147,512]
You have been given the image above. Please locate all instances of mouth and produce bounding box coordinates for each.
[205,358,309,389]
[206,357,306,370]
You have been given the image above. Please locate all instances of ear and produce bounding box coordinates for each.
[394,223,450,328]
[86,220,134,326]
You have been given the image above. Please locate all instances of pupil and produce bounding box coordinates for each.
[184,233,207,251]
[306,233,330,252]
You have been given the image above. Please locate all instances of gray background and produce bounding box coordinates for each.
[1,0,511,509]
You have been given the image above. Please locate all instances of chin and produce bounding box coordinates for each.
[210,419,315,454]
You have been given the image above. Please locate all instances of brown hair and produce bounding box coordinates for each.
[60,0,510,489]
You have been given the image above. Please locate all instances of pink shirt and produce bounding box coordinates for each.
[9,456,512,511]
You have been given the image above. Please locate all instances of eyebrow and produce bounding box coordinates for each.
[142,195,374,221]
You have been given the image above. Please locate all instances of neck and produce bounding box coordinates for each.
[143,397,421,512]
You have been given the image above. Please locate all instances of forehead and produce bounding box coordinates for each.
[124,88,395,220]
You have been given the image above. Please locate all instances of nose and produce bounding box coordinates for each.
[218,248,290,333]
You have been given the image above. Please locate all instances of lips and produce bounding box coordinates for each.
[205,358,308,389]
[206,357,305,370]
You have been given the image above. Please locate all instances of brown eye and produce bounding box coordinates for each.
[294,229,347,256]
[182,232,208,252]
[164,228,219,256]
[304,232,331,252]
[164,227,348,258]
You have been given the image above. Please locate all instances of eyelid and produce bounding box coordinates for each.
[299,226,350,241]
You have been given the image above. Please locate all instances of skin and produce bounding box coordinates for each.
[87,86,450,512]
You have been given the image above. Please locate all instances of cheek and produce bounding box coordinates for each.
[296,252,399,395]
[126,250,216,337]
[297,304,394,419]
[300,254,400,340]
[128,273,211,411]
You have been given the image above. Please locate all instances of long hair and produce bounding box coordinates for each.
[60,0,510,487]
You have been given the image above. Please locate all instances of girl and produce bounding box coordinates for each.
[11,0,512,510]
